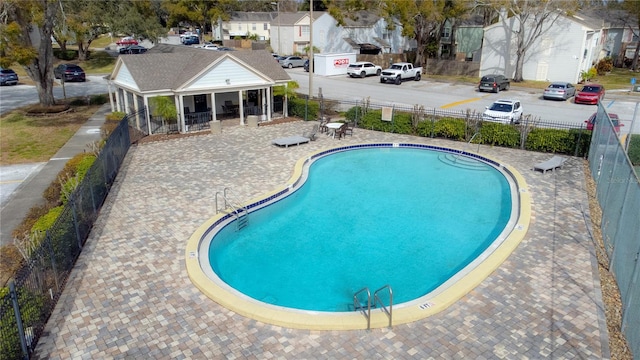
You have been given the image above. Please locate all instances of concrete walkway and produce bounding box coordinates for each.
[0,103,111,247]
[31,121,609,359]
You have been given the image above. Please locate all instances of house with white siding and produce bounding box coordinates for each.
[311,11,409,55]
[480,12,604,84]
[270,12,311,55]
[108,44,291,134]
[213,12,277,41]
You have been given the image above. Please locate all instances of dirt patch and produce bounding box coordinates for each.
[583,161,633,359]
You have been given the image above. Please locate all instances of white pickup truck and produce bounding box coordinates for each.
[380,62,422,84]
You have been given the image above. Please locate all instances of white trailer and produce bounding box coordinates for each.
[313,53,357,76]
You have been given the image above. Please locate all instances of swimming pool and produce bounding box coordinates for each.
[186,143,531,330]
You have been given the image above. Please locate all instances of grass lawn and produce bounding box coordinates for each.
[0,104,104,165]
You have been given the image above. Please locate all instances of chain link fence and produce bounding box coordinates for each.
[0,113,133,360]
[588,104,640,358]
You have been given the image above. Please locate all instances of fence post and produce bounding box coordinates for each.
[46,231,60,292]
[71,197,83,250]
[9,280,30,359]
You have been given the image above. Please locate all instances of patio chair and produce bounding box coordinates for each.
[533,155,567,173]
[334,124,347,140]
[343,121,354,137]
[303,124,319,141]
[318,116,331,133]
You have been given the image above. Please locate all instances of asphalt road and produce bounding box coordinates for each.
[287,68,640,135]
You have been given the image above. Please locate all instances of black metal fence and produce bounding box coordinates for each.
[0,113,133,360]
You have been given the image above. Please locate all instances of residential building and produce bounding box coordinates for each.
[480,12,604,84]
[270,12,311,55]
[213,12,277,41]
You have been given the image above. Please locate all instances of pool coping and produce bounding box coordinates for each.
[185,143,531,330]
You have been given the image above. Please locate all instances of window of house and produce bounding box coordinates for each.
[264,23,268,30]
[252,23,257,31]
[301,25,309,36]
[442,27,451,39]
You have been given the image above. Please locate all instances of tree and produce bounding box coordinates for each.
[162,0,230,41]
[621,0,640,70]
[487,0,578,82]
[0,0,58,106]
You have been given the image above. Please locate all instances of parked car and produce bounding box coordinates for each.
[585,113,624,133]
[543,82,576,100]
[482,99,523,124]
[347,61,382,78]
[0,68,19,86]
[116,36,138,46]
[119,45,147,54]
[478,74,510,93]
[54,64,86,82]
[217,46,235,51]
[182,35,199,45]
[279,56,305,68]
[575,83,605,104]
[197,44,218,50]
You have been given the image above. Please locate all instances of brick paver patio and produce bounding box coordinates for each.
[33,120,609,359]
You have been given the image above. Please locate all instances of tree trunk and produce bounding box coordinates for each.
[18,0,58,106]
[632,40,640,71]
[513,49,525,82]
[77,41,88,61]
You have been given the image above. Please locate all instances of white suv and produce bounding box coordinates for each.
[347,62,382,78]
[482,99,523,124]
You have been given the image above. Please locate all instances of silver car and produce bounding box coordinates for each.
[543,82,576,101]
[279,56,306,68]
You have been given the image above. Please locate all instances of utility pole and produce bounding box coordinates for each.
[308,0,313,99]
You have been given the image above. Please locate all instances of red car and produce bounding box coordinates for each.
[575,83,605,104]
[585,112,624,133]
[116,36,138,46]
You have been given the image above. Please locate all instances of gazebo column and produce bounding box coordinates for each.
[238,90,245,125]
[176,95,185,133]
[123,90,130,114]
[284,83,289,118]
[210,92,218,121]
[266,87,272,122]
[107,82,115,112]
[143,95,152,135]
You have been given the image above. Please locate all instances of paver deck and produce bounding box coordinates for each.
[33,121,609,359]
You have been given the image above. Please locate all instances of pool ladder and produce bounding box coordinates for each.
[353,285,393,330]
[215,188,249,230]
[453,131,480,162]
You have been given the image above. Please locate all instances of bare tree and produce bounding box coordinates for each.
[488,0,578,82]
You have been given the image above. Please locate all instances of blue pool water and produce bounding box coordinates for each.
[208,147,512,311]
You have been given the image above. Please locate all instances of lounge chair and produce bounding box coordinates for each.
[303,124,319,141]
[533,155,567,173]
[272,136,310,148]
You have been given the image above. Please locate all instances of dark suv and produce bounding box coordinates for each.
[54,64,86,82]
[0,68,19,86]
[479,74,510,93]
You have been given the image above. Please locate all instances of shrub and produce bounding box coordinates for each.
[596,57,613,75]
[416,118,435,137]
[53,49,77,60]
[628,134,640,165]
[89,94,108,105]
[288,98,319,119]
[433,117,466,141]
[345,106,365,123]
[525,128,575,154]
[30,206,64,236]
[60,155,96,204]
[479,122,521,148]
[105,111,126,121]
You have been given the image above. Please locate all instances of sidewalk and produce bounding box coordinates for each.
[0,103,112,247]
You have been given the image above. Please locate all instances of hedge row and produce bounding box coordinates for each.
[345,107,593,157]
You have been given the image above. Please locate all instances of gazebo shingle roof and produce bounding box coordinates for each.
[114,44,290,92]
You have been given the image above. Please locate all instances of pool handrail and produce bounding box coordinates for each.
[353,287,371,330]
[374,285,393,328]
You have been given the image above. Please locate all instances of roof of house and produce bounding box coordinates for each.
[274,12,310,26]
[229,11,276,22]
[111,44,290,92]
[341,11,381,27]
